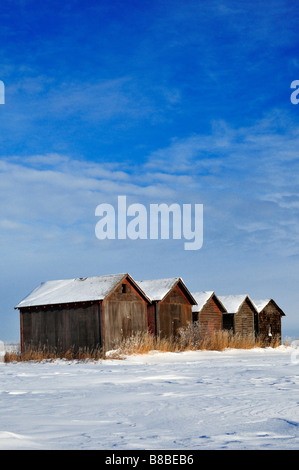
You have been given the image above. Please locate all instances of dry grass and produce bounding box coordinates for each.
[4,346,103,363]
[4,324,282,362]
[107,331,180,358]
[108,323,282,358]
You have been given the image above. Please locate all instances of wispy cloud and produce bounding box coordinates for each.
[1,110,299,259]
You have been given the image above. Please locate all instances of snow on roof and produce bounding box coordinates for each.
[191,291,214,312]
[136,278,197,304]
[136,278,180,301]
[251,299,271,312]
[252,298,285,316]
[15,273,128,308]
[217,294,251,313]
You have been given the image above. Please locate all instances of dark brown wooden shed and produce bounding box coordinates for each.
[252,298,285,343]
[136,278,196,338]
[218,295,258,339]
[191,291,226,335]
[15,273,151,353]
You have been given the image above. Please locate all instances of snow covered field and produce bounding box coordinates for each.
[0,345,299,450]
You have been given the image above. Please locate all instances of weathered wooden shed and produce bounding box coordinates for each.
[218,295,258,338]
[136,278,197,338]
[252,298,285,343]
[191,291,226,335]
[15,273,151,353]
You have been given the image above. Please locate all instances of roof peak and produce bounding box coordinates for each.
[15,273,138,309]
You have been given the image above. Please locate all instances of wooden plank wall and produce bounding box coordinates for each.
[198,296,223,335]
[158,284,192,337]
[234,299,255,338]
[21,302,101,352]
[258,302,282,341]
[103,278,148,351]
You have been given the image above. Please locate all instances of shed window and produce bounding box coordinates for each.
[122,284,127,293]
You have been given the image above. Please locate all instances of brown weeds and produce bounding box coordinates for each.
[109,324,282,358]
[4,345,103,363]
[4,325,282,362]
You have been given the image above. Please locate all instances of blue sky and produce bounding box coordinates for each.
[1,0,299,341]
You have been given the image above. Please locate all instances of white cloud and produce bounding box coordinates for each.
[1,111,299,260]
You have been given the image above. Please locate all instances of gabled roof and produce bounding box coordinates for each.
[252,299,271,312]
[217,294,257,314]
[191,291,226,313]
[15,273,151,309]
[136,278,197,305]
[252,299,285,316]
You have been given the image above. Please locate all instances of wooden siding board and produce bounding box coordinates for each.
[157,284,192,337]
[103,278,148,351]
[103,300,147,350]
[198,296,223,335]
[21,303,101,353]
[258,302,282,341]
[234,299,255,338]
